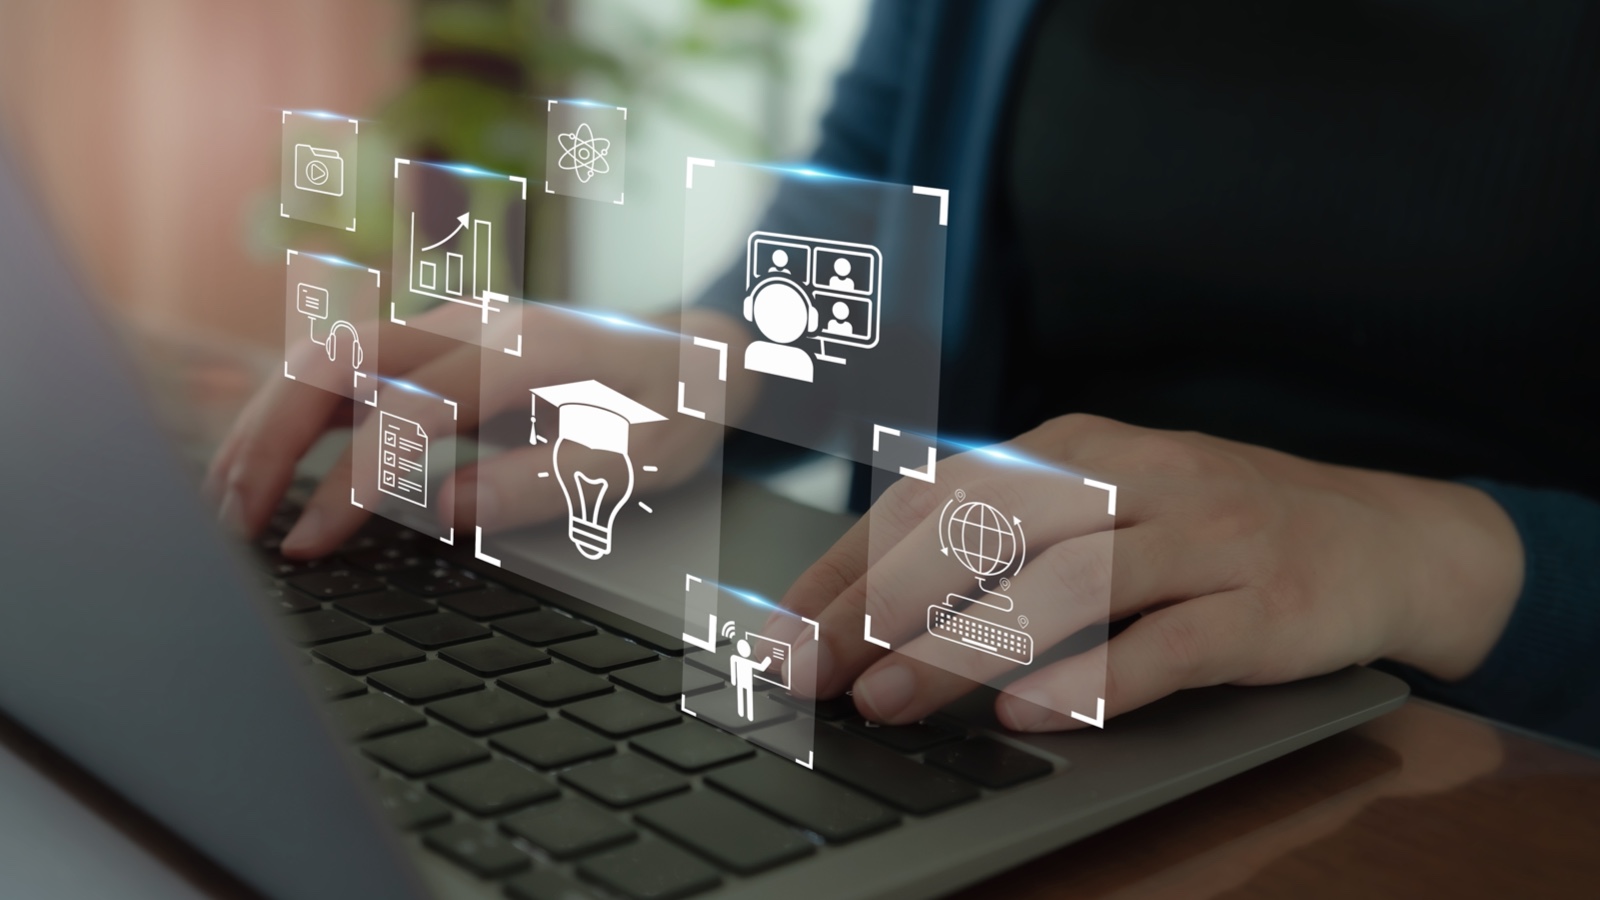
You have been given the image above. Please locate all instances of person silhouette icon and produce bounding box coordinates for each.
[743,277,817,382]
[824,300,856,336]
[767,248,791,274]
[827,256,856,290]
[728,639,771,722]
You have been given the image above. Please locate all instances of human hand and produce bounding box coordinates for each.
[206,303,752,558]
[779,414,1524,731]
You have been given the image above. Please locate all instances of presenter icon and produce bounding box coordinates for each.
[729,639,772,722]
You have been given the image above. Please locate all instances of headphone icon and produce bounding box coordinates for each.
[743,275,819,335]
[325,320,364,369]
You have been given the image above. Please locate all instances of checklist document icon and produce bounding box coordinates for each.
[378,413,429,508]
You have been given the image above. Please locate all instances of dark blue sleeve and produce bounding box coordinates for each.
[1379,480,1600,748]
[807,0,920,179]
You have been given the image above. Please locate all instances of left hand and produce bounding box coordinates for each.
[779,413,1524,731]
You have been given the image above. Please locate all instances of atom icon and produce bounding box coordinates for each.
[557,122,611,183]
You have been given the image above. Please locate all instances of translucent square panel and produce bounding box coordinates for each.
[282,250,380,404]
[864,438,1116,730]
[470,303,726,641]
[678,160,947,470]
[350,379,463,547]
[390,159,527,351]
[679,576,817,771]
[544,100,627,205]
[280,110,360,231]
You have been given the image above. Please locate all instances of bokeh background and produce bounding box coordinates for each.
[0,0,866,412]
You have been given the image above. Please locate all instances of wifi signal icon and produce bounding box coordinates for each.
[720,621,738,642]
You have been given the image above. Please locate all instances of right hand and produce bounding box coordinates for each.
[206,303,752,558]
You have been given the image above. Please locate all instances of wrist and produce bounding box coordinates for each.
[1378,472,1525,680]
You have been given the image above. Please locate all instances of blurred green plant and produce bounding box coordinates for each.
[261,0,801,297]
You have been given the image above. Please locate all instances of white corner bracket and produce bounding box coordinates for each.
[680,694,699,718]
[863,614,891,650]
[872,424,937,483]
[691,336,729,382]
[1084,478,1117,516]
[686,157,715,189]
[912,185,949,227]
[438,527,455,547]
[474,526,501,567]
[677,382,706,420]
[794,751,814,770]
[1070,697,1106,729]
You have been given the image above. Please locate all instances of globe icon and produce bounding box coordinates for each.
[947,501,1018,578]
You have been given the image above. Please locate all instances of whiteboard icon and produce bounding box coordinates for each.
[296,283,330,319]
[378,413,429,508]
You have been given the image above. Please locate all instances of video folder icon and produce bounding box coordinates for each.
[294,144,345,197]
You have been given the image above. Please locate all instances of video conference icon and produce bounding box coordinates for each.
[741,231,882,382]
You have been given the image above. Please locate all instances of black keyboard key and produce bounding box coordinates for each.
[440,636,549,676]
[375,779,452,831]
[549,634,657,672]
[707,755,898,843]
[495,609,596,646]
[331,693,425,741]
[363,726,489,778]
[440,589,538,621]
[561,754,689,808]
[577,839,720,900]
[636,790,812,875]
[923,738,1055,789]
[314,633,426,674]
[690,686,795,734]
[308,664,366,701]
[811,726,978,815]
[386,611,492,649]
[563,692,680,738]
[631,722,755,773]
[611,659,721,702]
[428,690,546,735]
[501,797,635,859]
[267,587,319,614]
[368,660,484,704]
[429,759,558,816]
[287,570,385,599]
[844,718,964,754]
[388,565,483,597]
[500,662,613,706]
[334,591,434,623]
[283,609,369,646]
[342,546,429,574]
[505,869,601,900]
[491,719,613,770]
[423,821,530,879]
[260,551,329,579]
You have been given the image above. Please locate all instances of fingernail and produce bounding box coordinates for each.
[1001,690,1054,732]
[281,508,324,556]
[855,664,915,722]
[218,488,246,535]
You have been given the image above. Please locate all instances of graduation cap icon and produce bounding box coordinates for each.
[529,380,666,560]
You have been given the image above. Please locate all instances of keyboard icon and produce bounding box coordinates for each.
[927,605,1034,666]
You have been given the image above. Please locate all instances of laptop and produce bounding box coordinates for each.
[0,144,1408,900]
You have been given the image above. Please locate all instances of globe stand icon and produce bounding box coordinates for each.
[939,499,1027,613]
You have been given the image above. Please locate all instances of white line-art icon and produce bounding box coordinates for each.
[408,211,510,324]
[293,144,345,197]
[741,231,883,382]
[556,122,610,183]
[378,413,429,508]
[929,492,1035,665]
[529,381,666,561]
[730,637,772,722]
[296,282,364,370]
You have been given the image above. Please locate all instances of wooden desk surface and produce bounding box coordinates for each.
[956,700,1600,900]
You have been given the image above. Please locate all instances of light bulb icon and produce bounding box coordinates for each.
[530,381,666,561]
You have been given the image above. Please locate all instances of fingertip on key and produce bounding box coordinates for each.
[280,508,325,558]
[854,663,915,723]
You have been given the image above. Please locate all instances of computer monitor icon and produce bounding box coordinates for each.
[743,232,882,378]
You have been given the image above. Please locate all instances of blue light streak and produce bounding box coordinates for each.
[305,253,365,270]
[378,376,447,400]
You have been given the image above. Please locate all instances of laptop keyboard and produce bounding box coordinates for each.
[254,502,1058,899]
